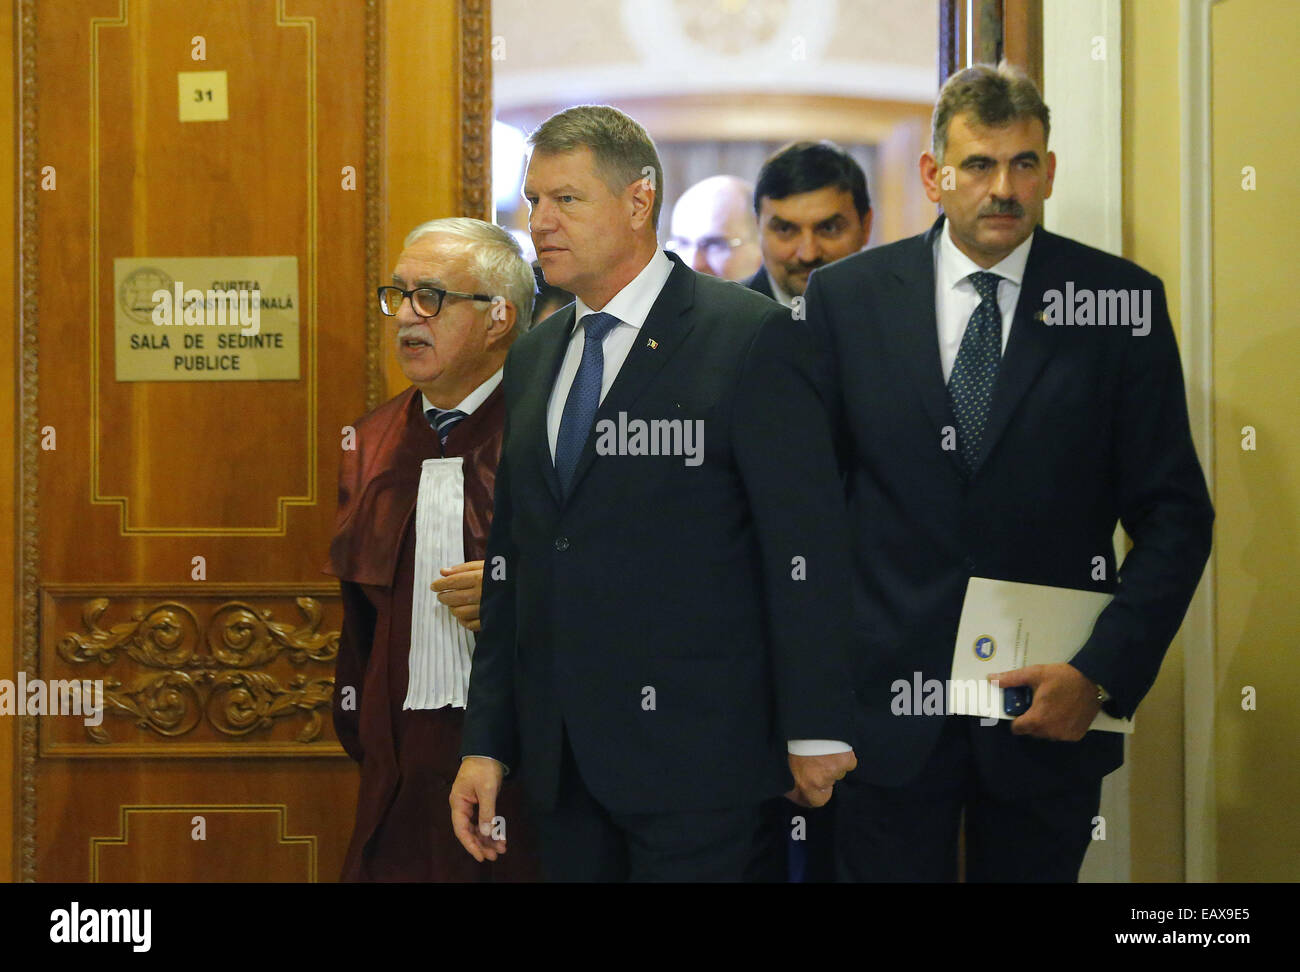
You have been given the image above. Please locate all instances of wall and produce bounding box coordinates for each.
[1122,0,1299,882]
[3,0,17,883]
[1208,0,1299,882]
[1121,0,1186,883]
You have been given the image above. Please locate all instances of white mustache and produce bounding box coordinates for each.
[398,327,433,343]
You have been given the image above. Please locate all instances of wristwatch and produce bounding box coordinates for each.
[1096,683,1111,704]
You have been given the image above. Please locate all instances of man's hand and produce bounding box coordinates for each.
[990,662,1101,742]
[449,756,507,862]
[785,750,857,807]
[432,560,484,632]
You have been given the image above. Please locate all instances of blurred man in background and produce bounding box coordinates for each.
[747,141,873,307]
[745,138,873,884]
[667,174,762,281]
[531,261,574,327]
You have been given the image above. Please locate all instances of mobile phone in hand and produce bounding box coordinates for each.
[1003,686,1032,717]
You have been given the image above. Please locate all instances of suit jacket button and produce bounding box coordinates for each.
[554,536,570,552]
[964,557,977,572]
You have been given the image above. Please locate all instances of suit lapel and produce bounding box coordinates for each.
[561,256,696,502]
[974,227,1059,472]
[882,218,967,479]
[523,305,574,505]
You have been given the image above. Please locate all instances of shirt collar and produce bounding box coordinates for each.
[421,367,503,418]
[937,217,1035,293]
[766,267,796,309]
[571,248,673,333]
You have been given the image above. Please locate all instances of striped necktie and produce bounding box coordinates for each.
[426,407,467,446]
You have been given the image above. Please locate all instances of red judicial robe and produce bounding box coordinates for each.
[326,385,539,882]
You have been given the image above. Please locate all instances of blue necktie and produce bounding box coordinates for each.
[948,271,1003,474]
[554,311,621,495]
[426,407,467,446]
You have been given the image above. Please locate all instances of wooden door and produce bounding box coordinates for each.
[13,0,490,882]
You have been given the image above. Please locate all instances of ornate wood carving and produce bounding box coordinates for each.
[365,0,384,410]
[43,590,341,752]
[18,0,40,885]
[459,0,492,220]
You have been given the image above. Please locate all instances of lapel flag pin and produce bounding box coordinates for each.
[646,338,658,349]
[1033,310,1045,322]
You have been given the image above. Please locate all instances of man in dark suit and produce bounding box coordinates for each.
[742,139,873,883]
[745,140,873,310]
[804,63,1214,881]
[448,105,858,881]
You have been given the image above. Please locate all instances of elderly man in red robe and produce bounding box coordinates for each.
[327,217,542,881]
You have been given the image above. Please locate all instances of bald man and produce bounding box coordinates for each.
[667,175,762,281]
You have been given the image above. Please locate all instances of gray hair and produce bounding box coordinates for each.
[403,217,535,332]
[932,61,1050,164]
[528,105,665,229]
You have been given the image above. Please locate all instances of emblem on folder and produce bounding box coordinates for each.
[973,635,996,660]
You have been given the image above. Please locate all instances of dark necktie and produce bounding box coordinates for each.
[554,311,621,495]
[426,406,467,446]
[948,271,1003,473]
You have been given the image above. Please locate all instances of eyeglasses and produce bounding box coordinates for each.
[376,285,494,318]
[665,235,750,259]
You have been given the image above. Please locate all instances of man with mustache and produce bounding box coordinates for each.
[746,140,873,308]
[804,63,1213,881]
[327,218,542,881]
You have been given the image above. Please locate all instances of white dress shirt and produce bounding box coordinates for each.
[422,367,503,420]
[767,269,796,309]
[934,220,1035,382]
[545,248,674,458]
[543,249,846,758]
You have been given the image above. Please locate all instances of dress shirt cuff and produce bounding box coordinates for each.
[462,754,510,776]
[787,739,852,756]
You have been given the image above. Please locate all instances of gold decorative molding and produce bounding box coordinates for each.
[18,0,40,885]
[39,585,344,757]
[87,1,320,536]
[365,0,384,410]
[459,0,492,220]
[90,804,317,882]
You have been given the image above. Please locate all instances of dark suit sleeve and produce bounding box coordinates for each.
[460,361,521,769]
[731,302,857,745]
[333,579,374,763]
[1069,275,1214,718]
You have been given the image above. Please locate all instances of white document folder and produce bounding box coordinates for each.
[948,577,1134,734]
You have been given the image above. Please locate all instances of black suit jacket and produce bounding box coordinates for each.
[745,265,775,300]
[462,252,856,814]
[804,217,1213,797]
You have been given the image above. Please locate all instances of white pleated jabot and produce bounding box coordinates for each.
[403,457,475,710]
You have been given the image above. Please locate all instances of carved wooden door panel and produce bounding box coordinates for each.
[18,0,386,882]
